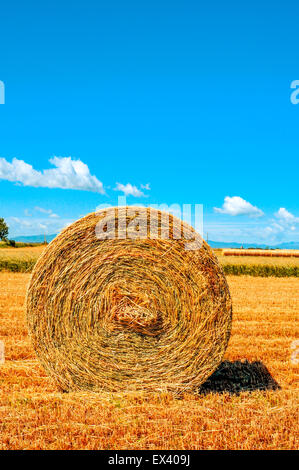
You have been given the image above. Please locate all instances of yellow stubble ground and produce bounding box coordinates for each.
[0,272,298,450]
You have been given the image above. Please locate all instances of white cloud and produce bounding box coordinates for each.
[7,215,74,237]
[141,183,151,190]
[114,183,146,197]
[34,206,60,218]
[0,156,104,193]
[275,207,298,223]
[35,206,52,214]
[263,208,299,241]
[214,196,264,217]
[9,217,32,227]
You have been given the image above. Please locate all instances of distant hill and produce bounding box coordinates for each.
[13,234,299,250]
[208,240,299,250]
[14,234,57,243]
[274,241,299,250]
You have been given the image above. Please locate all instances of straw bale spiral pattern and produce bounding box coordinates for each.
[27,207,232,393]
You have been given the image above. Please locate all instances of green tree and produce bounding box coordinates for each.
[0,217,9,241]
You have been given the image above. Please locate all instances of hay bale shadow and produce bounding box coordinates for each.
[199,360,280,395]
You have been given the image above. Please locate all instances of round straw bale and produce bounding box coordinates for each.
[27,207,232,393]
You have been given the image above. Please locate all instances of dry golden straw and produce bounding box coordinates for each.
[223,249,299,258]
[27,207,232,393]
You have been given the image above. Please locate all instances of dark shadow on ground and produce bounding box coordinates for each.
[199,360,281,395]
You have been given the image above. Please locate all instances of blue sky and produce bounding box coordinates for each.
[0,0,298,243]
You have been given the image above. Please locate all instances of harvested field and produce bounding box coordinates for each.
[223,249,299,258]
[0,273,298,450]
[0,245,45,258]
[1,245,299,277]
[222,264,298,277]
[219,254,299,267]
[218,252,299,277]
[0,246,44,272]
